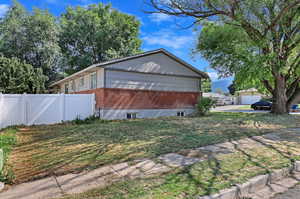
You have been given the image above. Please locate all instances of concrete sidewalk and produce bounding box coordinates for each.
[211,105,248,112]
[273,184,300,199]
[0,160,172,199]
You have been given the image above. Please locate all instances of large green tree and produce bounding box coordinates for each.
[59,3,142,74]
[0,1,61,84]
[149,0,300,114]
[228,83,236,96]
[0,56,47,94]
[201,78,212,92]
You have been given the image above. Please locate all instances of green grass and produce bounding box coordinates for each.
[238,105,251,110]
[58,145,296,199]
[8,112,300,184]
[0,128,17,182]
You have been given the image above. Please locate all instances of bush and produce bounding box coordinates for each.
[196,97,216,116]
[71,115,108,125]
[0,56,47,94]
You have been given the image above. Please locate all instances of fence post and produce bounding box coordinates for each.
[0,149,3,173]
[0,93,3,129]
[91,93,96,116]
[61,93,65,122]
[22,93,28,125]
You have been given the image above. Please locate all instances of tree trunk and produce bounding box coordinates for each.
[271,75,289,114]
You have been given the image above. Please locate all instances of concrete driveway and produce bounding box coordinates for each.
[211,105,269,113]
[212,105,300,115]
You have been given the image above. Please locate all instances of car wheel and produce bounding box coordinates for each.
[253,107,258,110]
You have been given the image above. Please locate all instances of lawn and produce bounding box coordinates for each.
[0,128,17,182]
[5,112,300,184]
[237,105,252,110]
[58,147,295,199]
[58,128,300,199]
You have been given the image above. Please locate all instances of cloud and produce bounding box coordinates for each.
[0,4,9,17]
[142,29,193,49]
[207,72,219,81]
[149,13,172,23]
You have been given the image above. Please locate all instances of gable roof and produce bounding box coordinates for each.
[50,48,208,87]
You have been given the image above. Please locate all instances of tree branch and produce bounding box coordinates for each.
[262,79,274,95]
[264,0,300,36]
[148,0,265,42]
[146,0,223,18]
[287,86,300,106]
[287,77,300,100]
[285,52,300,81]
[287,37,300,53]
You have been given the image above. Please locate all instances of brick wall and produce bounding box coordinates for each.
[75,88,201,109]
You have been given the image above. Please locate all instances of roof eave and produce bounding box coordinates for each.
[50,48,208,87]
[49,65,98,87]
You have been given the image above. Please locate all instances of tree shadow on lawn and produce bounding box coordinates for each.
[172,130,300,197]
[91,132,299,199]
[8,114,300,185]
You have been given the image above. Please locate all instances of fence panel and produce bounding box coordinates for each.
[0,94,24,128]
[26,94,62,125]
[65,95,95,121]
[0,93,95,129]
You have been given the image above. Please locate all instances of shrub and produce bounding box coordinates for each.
[196,97,216,116]
[72,115,108,125]
[0,56,47,94]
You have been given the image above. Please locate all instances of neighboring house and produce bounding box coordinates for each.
[203,92,233,105]
[236,88,264,105]
[236,89,300,106]
[51,49,208,120]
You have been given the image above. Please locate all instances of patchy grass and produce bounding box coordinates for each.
[7,112,300,184]
[238,105,252,110]
[58,142,298,199]
[0,128,17,182]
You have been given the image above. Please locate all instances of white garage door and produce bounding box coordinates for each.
[241,95,262,105]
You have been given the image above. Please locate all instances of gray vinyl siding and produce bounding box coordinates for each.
[60,68,104,93]
[105,70,200,92]
[104,53,201,77]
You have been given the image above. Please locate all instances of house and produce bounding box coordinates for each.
[236,88,264,105]
[51,49,208,120]
[203,92,234,105]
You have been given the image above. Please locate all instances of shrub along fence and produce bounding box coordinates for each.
[0,93,95,129]
[0,149,3,173]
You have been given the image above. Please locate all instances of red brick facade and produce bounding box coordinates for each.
[75,88,201,109]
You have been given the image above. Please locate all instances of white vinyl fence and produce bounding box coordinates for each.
[0,93,95,129]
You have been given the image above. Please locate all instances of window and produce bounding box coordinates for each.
[127,113,137,119]
[90,72,97,89]
[80,77,84,87]
[177,112,185,117]
[65,83,69,94]
[71,80,76,91]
